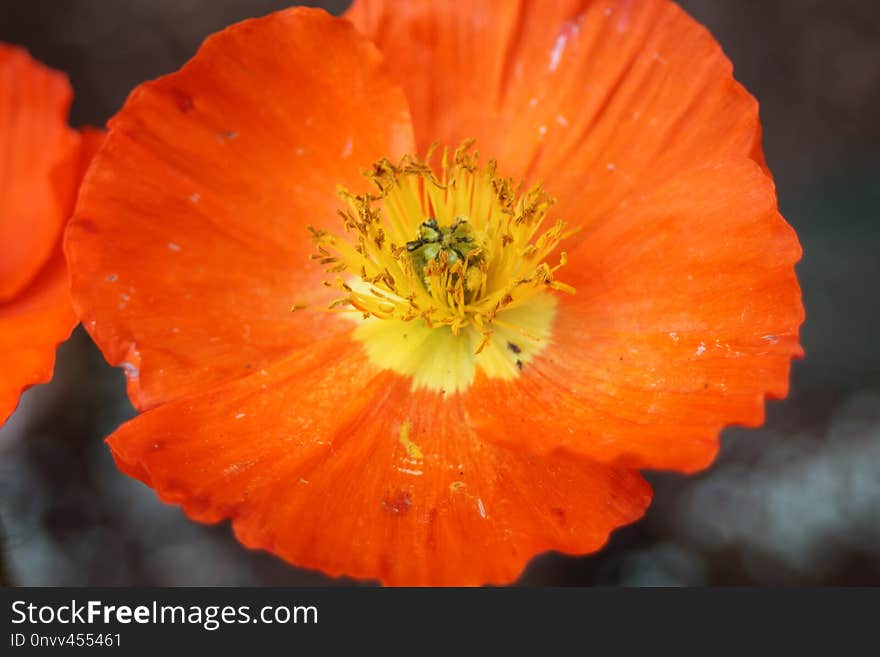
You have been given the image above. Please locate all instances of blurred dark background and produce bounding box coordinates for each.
[1,0,878,586]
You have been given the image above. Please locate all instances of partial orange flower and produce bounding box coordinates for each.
[0,44,103,425]
[65,1,803,585]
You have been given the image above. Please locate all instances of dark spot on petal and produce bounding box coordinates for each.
[551,507,567,525]
[516,359,523,370]
[381,490,412,515]
[507,341,522,354]
[168,87,194,113]
[75,219,100,234]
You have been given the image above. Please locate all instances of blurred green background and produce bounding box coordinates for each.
[1,0,878,585]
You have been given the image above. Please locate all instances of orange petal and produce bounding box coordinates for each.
[0,123,103,423]
[108,332,651,586]
[467,160,803,473]
[65,8,415,411]
[0,249,76,424]
[347,0,764,236]
[0,46,102,426]
[0,44,79,301]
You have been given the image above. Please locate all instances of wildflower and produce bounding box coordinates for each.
[0,44,102,425]
[65,2,802,585]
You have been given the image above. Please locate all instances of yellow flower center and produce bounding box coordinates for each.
[307,141,575,393]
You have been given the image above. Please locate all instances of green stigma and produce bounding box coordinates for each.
[406,217,483,292]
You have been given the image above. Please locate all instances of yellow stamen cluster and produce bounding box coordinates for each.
[309,141,574,355]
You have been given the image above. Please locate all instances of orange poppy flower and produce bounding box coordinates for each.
[0,44,103,425]
[65,1,803,585]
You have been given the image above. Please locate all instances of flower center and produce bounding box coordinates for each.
[307,141,575,393]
